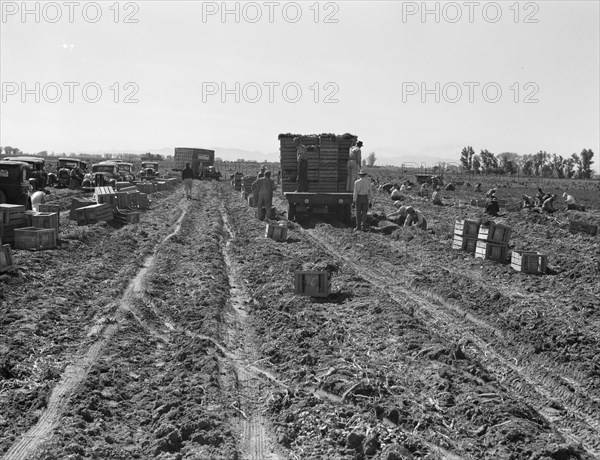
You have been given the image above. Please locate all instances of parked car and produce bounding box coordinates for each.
[91,161,120,187]
[139,161,159,180]
[54,158,87,188]
[117,162,136,182]
[4,156,48,191]
[0,160,33,209]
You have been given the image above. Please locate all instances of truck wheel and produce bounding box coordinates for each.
[288,203,296,221]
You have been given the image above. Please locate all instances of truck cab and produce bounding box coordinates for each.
[4,156,48,191]
[0,161,33,209]
[117,162,136,182]
[139,161,159,180]
[91,161,119,187]
[55,158,87,188]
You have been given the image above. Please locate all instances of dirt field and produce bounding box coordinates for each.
[1,175,599,460]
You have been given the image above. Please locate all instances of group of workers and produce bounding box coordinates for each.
[520,188,584,213]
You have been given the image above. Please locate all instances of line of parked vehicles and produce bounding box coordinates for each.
[0,156,162,209]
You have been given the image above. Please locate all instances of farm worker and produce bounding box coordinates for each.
[485,197,500,216]
[399,182,406,191]
[258,165,266,178]
[182,162,194,200]
[347,140,363,191]
[485,187,496,198]
[294,137,309,192]
[432,186,444,206]
[563,192,580,210]
[535,188,545,206]
[352,169,372,231]
[542,194,558,213]
[522,194,535,208]
[404,207,427,230]
[387,204,409,226]
[253,170,277,220]
[390,185,402,201]
[474,183,482,192]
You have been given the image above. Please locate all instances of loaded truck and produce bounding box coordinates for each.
[280,133,357,223]
[173,147,216,179]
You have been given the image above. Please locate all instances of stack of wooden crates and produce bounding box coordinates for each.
[453,219,479,253]
[279,133,355,193]
[475,222,511,262]
[1,204,59,251]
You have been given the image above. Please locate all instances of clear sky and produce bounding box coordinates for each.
[1,1,599,168]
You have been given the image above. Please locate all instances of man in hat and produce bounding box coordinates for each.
[258,165,266,178]
[294,137,309,192]
[563,192,582,211]
[182,162,194,199]
[542,194,558,213]
[347,140,363,191]
[352,169,372,231]
[485,196,500,216]
[252,170,277,220]
[432,185,444,206]
[404,206,427,230]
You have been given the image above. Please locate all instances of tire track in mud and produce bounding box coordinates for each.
[300,225,600,458]
[217,190,283,460]
[1,205,189,460]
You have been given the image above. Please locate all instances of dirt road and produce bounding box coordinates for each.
[1,180,598,459]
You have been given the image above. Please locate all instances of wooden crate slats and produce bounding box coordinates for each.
[569,220,598,236]
[294,271,331,298]
[1,244,15,272]
[475,240,509,262]
[14,227,57,251]
[511,250,547,274]
[454,219,480,238]
[0,204,26,225]
[452,234,477,253]
[478,222,511,243]
[265,224,288,242]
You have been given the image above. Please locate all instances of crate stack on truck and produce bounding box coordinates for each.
[279,133,357,222]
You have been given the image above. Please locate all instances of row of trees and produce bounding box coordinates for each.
[460,147,595,179]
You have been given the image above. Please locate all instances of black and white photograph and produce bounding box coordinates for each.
[1,1,599,459]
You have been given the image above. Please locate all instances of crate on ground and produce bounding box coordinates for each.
[38,204,61,214]
[95,186,118,209]
[452,234,477,253]
[569,220,598,236]
[137,182,154,194]
[14,227,57,251]
[265,223,288,242]
[294,271,330,298]
[115,192,133,209]
[454,219,479,238]
[478,222,511,243]
[127,190,140,209]
[76,203,113,225]
[0,204,26,225]
[511,250,547,274]
[24,210,37,227]
[31,212,60,238]
[69,198,96,220]
[475,240,509,262]
[1,244,15,272]
[0,222,25,245]
[118,185,138,193]
[114,209,141,225]
[156,181,167,191]
[115,181,132,191]
[138,193,150,210]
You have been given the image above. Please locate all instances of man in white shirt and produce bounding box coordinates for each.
[404,207,427,230]
[352,169,372,231]
[563,192,582,211]
[347,140,363,191]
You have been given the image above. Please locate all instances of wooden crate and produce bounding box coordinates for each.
[265,223,288,242]
[156,181,167,191]
[115,192,132,209]
[569,220,598,236]
[69,198,96,220]
[24,210,37,227]
[137,182,154,194]
[114,209,140,225]
[0,223,25,244]
[115,181,132,190]
[127,191,140,209]
[118,185,138,193]
[294,271,330,298]
[76,203,113,225]
[14,227,57,251]
[31,212,59,239]
[454,219,480,238]
[452,234,477,253]
[38,204,61,214]
[511,250,547,274]
[478,222,511,243]
[0,204,26,225]
[475,240,509,262]
[1,243,15,272]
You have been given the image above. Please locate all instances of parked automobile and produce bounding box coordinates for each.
[54,158,87,188]
[117,162,136,182]
[0,160,34,209]
[4,156,48,191]
[139,161,159,180]
[91,161,120,187]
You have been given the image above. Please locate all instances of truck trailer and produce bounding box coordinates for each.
[173,147,215,178]
[279,133,357,223]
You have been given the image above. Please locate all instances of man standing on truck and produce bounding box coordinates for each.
[253,170,277,220]
[182,162,194,199]
[347,140,363,191]
[352,169,372,231]
[294,137,309,192]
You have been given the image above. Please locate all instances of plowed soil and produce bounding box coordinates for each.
[1,178,599,460]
